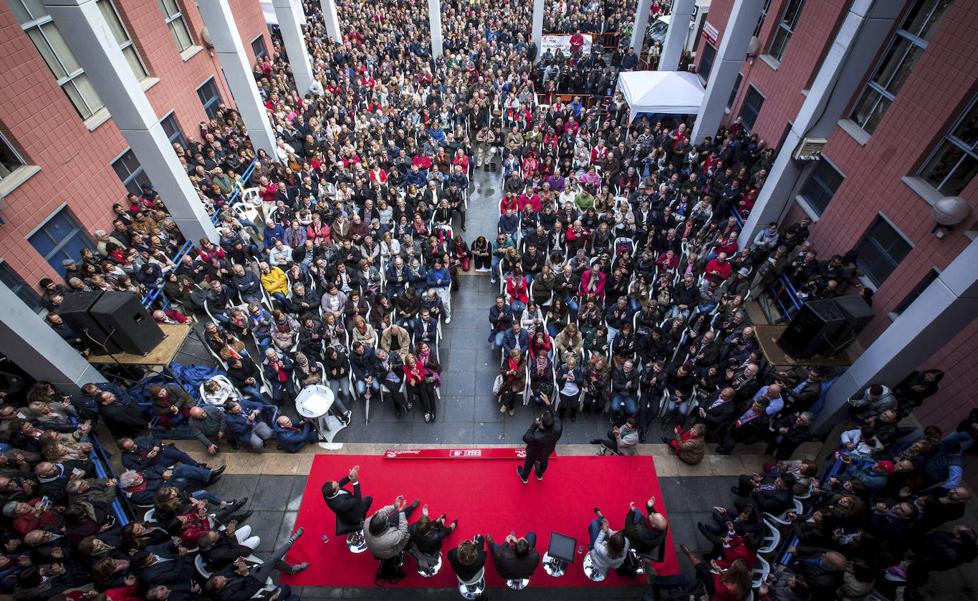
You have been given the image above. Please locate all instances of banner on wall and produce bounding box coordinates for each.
[541,33,594,56]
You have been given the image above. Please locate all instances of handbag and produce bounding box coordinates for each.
[492,374,504,395]
[375,556,405,585]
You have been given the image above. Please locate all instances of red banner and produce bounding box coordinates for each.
[382,448,557,460]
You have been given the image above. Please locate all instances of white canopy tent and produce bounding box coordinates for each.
[617,71,705,122]
[259,0,307,26]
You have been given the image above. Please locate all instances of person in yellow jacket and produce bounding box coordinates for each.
[259,261,289,306]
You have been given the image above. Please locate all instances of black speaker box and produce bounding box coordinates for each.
[777,299,849,358]
[58,291,123,354]
[88,291,164,355]
[834,295,874,333]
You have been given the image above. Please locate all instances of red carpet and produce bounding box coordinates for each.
[281,454,679,588]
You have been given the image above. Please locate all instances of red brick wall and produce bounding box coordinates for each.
[0,0,269,287]
[695,0,978,430]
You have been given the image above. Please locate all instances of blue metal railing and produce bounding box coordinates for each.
[87,432,130,527]
[732,207,804,320]
[141,159,260,310]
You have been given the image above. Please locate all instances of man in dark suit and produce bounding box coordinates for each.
[133,544,197,589]
[322,465,372,526]
[487,532,540,580]
[413,309,439,349]
[697,387,738,441]
[716,398,771,455]
[735,474,796,516]
[517,393,562,484]
[97,390,149,438]
[624,497,669,558]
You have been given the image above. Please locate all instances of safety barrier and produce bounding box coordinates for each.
[141,159,259,310]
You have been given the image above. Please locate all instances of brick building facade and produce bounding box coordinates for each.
[694,0,978,429]
[0,0,269,290]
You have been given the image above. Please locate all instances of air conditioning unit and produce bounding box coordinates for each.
[793,137,827,161]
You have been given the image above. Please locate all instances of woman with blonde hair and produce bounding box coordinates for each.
[498,348,526,416]
[554,322,583,358]
[351,316,377,348]
[556,353,585,422]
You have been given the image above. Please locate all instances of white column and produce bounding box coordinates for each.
[197,0,277,158]
[273,0,315,96]
[44,0,219,244]
[740,0,902,243]
[690,0,766,145]
[532,0,544,62]
[428,0,443,59]
[0,285,106,391]
[630,0,653,54]
[659,0,695,71]
[320,0,342,44]
[814,238,978,432]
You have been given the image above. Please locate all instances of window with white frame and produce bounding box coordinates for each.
[918,93,978,196]
[157,0,194,53]
[767,0,804,62]
[7,0,147,120]
[799,157,844,216]
[28,208,95,276]
[161,112,188,149]
[96,0,147,81]
[0,132,27,183]
[727,73,743,111]
[849,0,952,134]
[753,0,773,37]
[0,260,42,312]
[197,78,223,120]
[697,42,716,82]
[856,216,912,287]
[740,85,764,131]
[251,35,268,60]
[112,149,152,196]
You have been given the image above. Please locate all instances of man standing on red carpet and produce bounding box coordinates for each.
[517,393,562,484]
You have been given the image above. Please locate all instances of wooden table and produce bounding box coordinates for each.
[755,324,856,370]
[87,323,192,366]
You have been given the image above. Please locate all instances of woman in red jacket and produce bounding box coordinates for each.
[680,545,752,601]
[506,266,530,312]
[171,506,211,546]
[404,353,438,424]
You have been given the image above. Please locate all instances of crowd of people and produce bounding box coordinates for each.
[12,0,976,598]
[0,380,307,601]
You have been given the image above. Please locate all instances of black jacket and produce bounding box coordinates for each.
[448,535,486,581]
[324,477,371,525]
[203,535,253,571]
[522,407,562,462]
[491,540,540,579]
[701,394,737,430]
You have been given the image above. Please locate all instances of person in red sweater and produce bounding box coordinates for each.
[714,233,740,258]
[579,265,606,300]
[4,499,61,535]
[404,353,438,423]
[713,533,759,571]
[506,267,530,312]
[680,543,752,601]
[705,253,733,282]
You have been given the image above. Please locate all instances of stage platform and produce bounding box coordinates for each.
[281,453,679,588]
